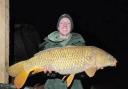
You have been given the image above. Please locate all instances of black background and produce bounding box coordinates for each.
[10,0,128,88]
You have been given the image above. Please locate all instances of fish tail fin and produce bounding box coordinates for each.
[14,70,30,89]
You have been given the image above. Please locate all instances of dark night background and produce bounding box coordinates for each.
[10,0,128,89]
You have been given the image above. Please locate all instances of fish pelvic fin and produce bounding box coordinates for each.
[65,74,75,87]
[14,70,30,89]
[85,67,97,77]
[62,75,68,81]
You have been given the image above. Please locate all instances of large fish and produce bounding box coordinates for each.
[7,46,117,89]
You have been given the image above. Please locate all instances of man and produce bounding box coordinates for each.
[39,14,86,89]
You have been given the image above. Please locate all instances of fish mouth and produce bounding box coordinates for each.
[113,59,118,67]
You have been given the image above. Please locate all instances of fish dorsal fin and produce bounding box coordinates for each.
[34,46,77,56]
[65,45,76,47]
[34,50,45,56]
[65,74,75,87]
[85,67,97,77]
[14,70,30,89]
[34,47,62,56]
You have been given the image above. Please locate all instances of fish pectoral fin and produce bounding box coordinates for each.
[62,75,67,80]
[14,70,30,89]
[66,74,74,87]
[31,68,44,74]
[85,67,97,77]
[62,74,70,80]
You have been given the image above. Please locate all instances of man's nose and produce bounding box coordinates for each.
[63,23,68,27]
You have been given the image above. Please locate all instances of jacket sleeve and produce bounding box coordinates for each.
[39,37,56,50]
[38,37,50,50]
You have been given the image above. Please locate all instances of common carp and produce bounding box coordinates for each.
[7,46,117,89]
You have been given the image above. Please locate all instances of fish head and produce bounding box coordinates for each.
[96,53,117,70]
[106,54,117,67]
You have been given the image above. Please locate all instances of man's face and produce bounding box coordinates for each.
[58,17,71,35]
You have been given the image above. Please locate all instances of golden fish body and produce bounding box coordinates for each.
[8,46,117,89]
[8,46,117,77]
[27,46,116,73]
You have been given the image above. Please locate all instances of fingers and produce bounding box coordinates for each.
[43,67,47,73]
[43,66,54,73]
[48,67,54,73]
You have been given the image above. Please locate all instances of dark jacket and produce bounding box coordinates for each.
[39,31,85,50]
